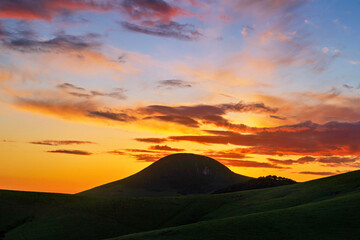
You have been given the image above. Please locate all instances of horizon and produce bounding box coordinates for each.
[1,0,360,194]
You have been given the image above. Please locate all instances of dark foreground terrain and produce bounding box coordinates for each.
[1,154,360,239]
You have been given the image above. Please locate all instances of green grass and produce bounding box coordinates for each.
[0,170,360,240]
[111,191,360,240]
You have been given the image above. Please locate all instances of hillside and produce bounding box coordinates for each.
[79,153,251,197]
[0,169,360,240]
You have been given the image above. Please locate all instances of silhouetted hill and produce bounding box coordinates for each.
[79,153,251,197]
[213,175,296,194]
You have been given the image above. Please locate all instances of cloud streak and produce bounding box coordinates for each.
[148,145,184,152]
[47,149,92,155]
[120,21,202,41]
[157,79,192,88]
[30,140,96,146]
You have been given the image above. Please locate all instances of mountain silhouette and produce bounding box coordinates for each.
[79,153,251,197]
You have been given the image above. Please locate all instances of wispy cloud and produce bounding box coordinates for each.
[134,138,168,143]
[157,79,192,88]
[47,149,92,155]
[120,21,202,41]
[148,145,184,152]
[296,171,336,176]
[57,82,127,100]
[30,140,96,146]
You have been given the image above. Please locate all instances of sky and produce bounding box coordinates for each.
[1,0,360,194]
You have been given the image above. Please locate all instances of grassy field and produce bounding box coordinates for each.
[1,170,360,240]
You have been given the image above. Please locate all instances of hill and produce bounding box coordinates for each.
[79,153,251,197]
[0,169,360,240]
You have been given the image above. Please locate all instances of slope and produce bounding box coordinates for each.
[1,170,360,240]
[110,190,360,240]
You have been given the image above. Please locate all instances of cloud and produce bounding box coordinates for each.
[0,0,110,21]
[157,79,192,88]
[57,83,85,91]
[0,0,191,22]
[139,101,277,129]
[57,83,127,100]
[131,153,166,162]
[47,149,92,155]
[296,171,336,176]
[125,148,154,153]
[145,115,200,128]
[30,140,96,146]
[120,0,189,21]
[0,0,202,41]
[165,121,360,156]
[219,159,287,169]
[1,29,101,53]
[148,145,184,152]
[204,149,248,160]
[134,138,168,143]
[14,95,96,120]
[267,158,298,165]
[258,91,360,124]
[270,115,287,120]
[268,156,360,168]
[88,110,136,122]
[106,150,126,155]
[120,21,202,41]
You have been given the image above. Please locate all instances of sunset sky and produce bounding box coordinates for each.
[1,0,360,194]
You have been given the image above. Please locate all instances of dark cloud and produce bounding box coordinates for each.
[134,137,168,143]
[1,30,101,53]
[296,171,336,176]
[120,0,177,20]
[267,158,298,165]
[297,156,317,163]
[219,159,287,169]
[30,140,96,146]
[166,121,360,156]
[0,0,201,41]
[139,101,277,129]
[145,115,200,127]
[270,115,287,120]
[118,0,202,41]
[219,102,277,114]
[57,83,85,91]
[47,149,92,155]
[267,156,358,167]
[0,0,114,21]
[88,110,136,122]
[343,84,354,89]
[148,145,184,152]
[120,21,202,41]
[157,79,192,88]
[0,0,188,22]
[204,150,248,160]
